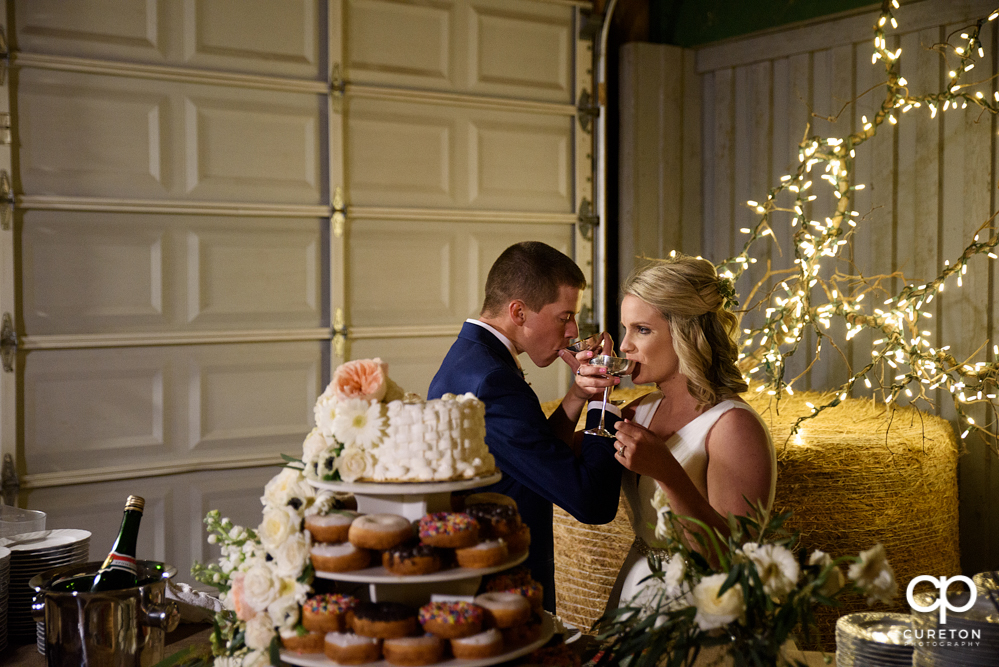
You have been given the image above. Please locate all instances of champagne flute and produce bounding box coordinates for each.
[565,333,602,353]
[584,354,636,438]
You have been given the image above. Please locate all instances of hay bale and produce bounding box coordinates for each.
[542,387,960,643]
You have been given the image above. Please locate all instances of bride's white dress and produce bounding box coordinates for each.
[605,391,777,609]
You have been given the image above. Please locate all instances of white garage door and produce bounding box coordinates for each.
[0,0,593,591]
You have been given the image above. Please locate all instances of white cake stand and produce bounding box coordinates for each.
[286,474,557,667]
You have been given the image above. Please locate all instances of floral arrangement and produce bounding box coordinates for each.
[184,358,406,666]
[302,357,406,483]
[593,489,898,667]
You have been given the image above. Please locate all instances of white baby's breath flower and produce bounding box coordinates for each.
[692,573,745,631]
[243,613,276,651]
[273,531,311,579]
[336,447,374,482]
[302,427,333,465]
[332,398,385,448]
[240,562,280,613]
[745,543,799,598]
[257,505,299,551]
[848,543,897,604]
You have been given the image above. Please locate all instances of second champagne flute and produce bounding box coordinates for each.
[583,354,635,438]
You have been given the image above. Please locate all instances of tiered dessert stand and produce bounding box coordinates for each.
[281,473,555,667]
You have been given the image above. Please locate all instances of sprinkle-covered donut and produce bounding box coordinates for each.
[324,632,382,665]
[418,601,485,639]
[473,591,532,628]
[482,566,534,592]
[382,634,445,666]
[349,513,414,550]
[350,601,419,639]
[302,593,358,632]
[465,503,522,538]
[417,512,479,548]
[455,539,508,569]
[382,540,443,576]
[450,628,504,659]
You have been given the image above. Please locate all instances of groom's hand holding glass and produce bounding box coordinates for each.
[558,332,620,402]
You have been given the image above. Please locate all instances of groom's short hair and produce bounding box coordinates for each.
[481,242,585,315]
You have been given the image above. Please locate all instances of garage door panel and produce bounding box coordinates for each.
[350,335,459,398]
[187,226,320,327]
[24,347,172,473]
[17,68,325,203]
[349,220,462,327]
[189,344,319,451]
[469,2,572,100]
[347,98,571,211]
[14,0,323,79]
[346,0,455,86]
[21,212,325,335]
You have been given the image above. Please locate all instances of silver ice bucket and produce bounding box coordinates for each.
[30,560,180,667]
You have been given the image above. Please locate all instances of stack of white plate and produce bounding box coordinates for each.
[835,612,913,666]
[0,529,90,644]
[909,588,999,666]
[0,545,10,652]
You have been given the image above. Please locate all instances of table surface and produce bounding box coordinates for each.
[1,625,834,667]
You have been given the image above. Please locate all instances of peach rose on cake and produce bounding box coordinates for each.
[332,358,388,402]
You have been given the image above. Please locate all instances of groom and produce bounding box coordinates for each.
[428,241,622,613]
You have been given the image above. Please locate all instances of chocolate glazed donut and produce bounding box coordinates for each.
[349,601,419,638]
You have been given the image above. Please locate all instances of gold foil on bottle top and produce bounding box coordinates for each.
[125,495,145,512]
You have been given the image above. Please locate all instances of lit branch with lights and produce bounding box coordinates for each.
[720,0,999,442]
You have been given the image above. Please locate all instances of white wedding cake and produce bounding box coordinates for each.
[301,358,495,483]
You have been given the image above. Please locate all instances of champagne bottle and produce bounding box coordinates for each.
[90,495,144,592]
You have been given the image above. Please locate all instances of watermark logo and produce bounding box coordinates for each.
[906,575,976,624]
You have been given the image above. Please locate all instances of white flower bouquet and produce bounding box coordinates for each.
[593,490,898,667]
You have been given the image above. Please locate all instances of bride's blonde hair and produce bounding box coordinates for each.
[624,254,747,408]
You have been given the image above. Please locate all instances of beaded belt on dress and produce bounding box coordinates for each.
[634,536,671,561]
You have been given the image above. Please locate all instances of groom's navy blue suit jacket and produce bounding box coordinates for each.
[428,322,622,612]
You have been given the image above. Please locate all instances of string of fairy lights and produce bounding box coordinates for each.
[721,0,999,443]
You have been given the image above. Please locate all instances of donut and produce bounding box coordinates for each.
[382,540,443,576]
[280,628,324,653]
[464,492,518,510]
[349,513,414,550]
[504,581,544,613]
[418,601,484,639]
[464,503,522,538]
[501,613,543,646]
[417,512,479,548]
[382,634,445,666]
[302,593,358,633]
[505,524,531,555]
[482,566,533,591]
[525,643,582,667]
[324,632,382,665]
[349,601,419,639]
[473,592,532,628]
[305,510,360,543]
[450,628,504,659]
[455,539,508,569]
[310,542,371,572]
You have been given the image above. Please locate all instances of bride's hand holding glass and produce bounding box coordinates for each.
[612,419,672,478]
[561,332,617,400]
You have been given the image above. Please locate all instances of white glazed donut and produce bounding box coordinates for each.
[310,541,370,572]
[473,591,532,628]
[348,513,413,550]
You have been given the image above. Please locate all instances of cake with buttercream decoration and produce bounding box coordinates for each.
[301,358,495,483]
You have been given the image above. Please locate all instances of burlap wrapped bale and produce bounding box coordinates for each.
[543,387,960,646]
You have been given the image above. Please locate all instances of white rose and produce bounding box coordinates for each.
[268,578,310,630]
[692,573,745,631]
[257,505,298,551]
[262,468,301,508]
[243,613,276,651]
[336,447,373,482]
[241,650,272,667]
[302,427,332,465]
[273,532,311,579]
[240,562,280,613]
[745,543,799,598]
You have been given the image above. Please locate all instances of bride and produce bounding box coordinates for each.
[576,254,777,609]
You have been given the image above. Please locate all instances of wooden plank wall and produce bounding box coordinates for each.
[621,0,999,574]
